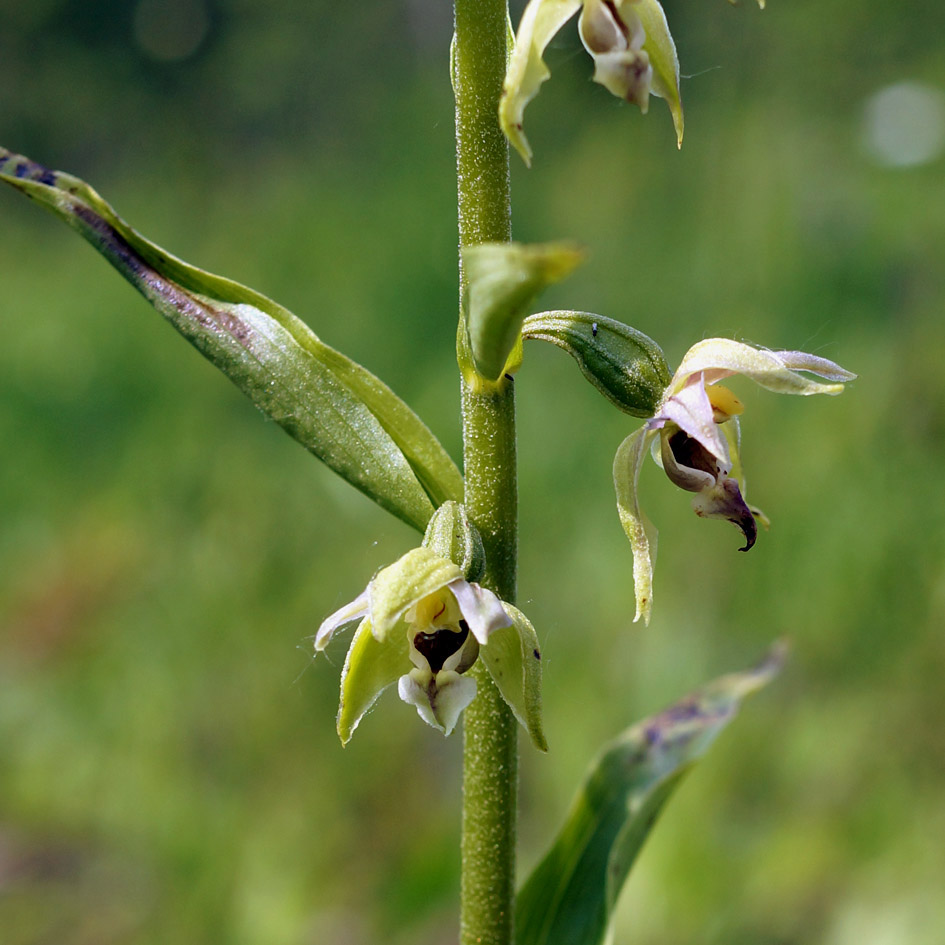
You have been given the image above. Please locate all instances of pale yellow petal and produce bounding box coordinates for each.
[614,427,658,624]
[671,339,852,397]
[369,547,463,642]
[500,0,583,165]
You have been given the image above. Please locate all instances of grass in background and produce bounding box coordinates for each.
[3,0,945,942]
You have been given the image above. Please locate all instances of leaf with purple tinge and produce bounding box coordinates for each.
[1,146,463,532]
[516,642,786,945]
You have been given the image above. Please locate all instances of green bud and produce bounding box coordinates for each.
[522,311,672,417]
[462,241,585,385]
[422,501,486,583]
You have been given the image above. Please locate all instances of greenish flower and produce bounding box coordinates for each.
[500,0,683,165]
[316,547,546,749]
[614,340,855,625]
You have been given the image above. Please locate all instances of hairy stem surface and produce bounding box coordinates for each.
[453,0,517,942]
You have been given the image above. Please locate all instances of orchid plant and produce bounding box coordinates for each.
[1,0,852,942]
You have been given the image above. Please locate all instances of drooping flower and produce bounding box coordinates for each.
[613,340,855,625]
[499,0,684,166]
[315,545,546,748]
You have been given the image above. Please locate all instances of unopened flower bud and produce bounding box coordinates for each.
[522,311,672,417]
[423,501,486,583]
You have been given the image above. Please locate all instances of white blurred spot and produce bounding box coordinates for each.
[861,81,945,168]
[825,891,945,945]
[133,0,210,63]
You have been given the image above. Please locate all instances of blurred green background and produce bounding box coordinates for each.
[2,0,945,942]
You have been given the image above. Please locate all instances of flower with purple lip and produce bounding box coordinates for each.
[614,339,855,624]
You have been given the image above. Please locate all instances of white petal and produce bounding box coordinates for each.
[397,670,478,736]
[579,0,652,107]
[613,427,659,624]
[443,630,481,674]
[398,673,440,731]
[670,339,852,397]
[315,589,369,652]
[586,49,653,109]
[579,0,643,54]
[774,350,857,383]
[658,373,730,467]
[448,579,512,644]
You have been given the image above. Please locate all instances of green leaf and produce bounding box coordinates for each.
[0,147,463,531]
[462,241,585,384]
[522,311,671,417]
[516,643,786,945]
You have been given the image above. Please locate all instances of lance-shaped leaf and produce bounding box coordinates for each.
[462,241,584,384]
[0,147,463,531]
[516,643,786,945]
[522,311,671,417]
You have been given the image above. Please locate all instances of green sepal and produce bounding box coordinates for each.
[636,0,684,148]
[500,0,583,165]
[337,617,409,745]
[462,241,585,384]
[613,427,657,625]
[479,603,547,752]
[368,547,464,643]
[0,147,463,531]
[522,311,672,417]
[422,501,486,583]
[516,643,786,945]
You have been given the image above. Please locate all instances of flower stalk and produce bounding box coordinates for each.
[454,0,518,941]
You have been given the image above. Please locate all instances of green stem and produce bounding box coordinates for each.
[460,388,517,945]
[453,0,517,943]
